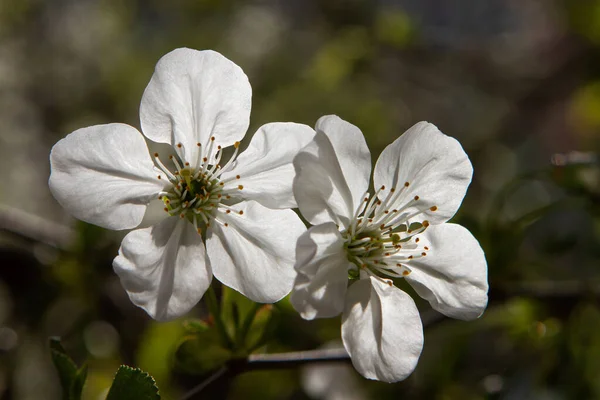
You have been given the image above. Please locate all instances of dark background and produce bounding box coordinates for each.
[0,0,598,399]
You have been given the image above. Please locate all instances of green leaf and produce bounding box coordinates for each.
[182,318,210,334]
[175,331,233,374]
[106,365,160,400]
[245,305,280,352]
[49,337,87,400]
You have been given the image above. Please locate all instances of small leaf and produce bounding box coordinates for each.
[182,319,210,334]
[245,305,280,352]
[72,366,88,400]
[106,365,160,400]
[175,331,233,374]
[49,337,87,400]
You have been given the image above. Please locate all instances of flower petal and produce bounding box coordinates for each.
[207,200,305,303]
[293,115,371,228]
[342,277,423,382]
[373,122,472,225]
[49,123,164,230]
[140,48,251,163]
[405,223,488,320]
[221,122,315,209]
[290,223,350,320]
[113,217,212,321]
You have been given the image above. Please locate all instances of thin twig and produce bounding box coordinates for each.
[0,204,74,249]
[180,366,228,400]
[246,347,350,369]
[179,348,351,400]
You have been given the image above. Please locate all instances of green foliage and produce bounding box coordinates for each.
[221,286,280,353]
[106,366,160,400]
[175,286,280,375]
[49,338,88,400]
[175,329,233,374]
[50,338,161,400]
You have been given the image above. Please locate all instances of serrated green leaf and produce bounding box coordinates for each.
[106,365,160,400]
[175,331,233,375]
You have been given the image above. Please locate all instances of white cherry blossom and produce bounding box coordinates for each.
[49,48,314,321]
[290,115,488,382]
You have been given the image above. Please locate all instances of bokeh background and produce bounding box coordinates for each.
[0,0,599,399]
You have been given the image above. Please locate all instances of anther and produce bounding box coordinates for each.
[391,188,396,192]
[424,246,429,250]
[203,157,208,162]
[196,142,201,147]
[157,175,161,179]
[415,238,420,243]
[224,223,229,227]
[430,206,438,211]
[177,143,182,148]
[404,182,410,187]
[234,141,240,148]
[238,185,244,190]
[179,213,185,219]
[210,136,215,141]
[381,185,385,190]
[185,162,190,166]
[414,195,419,201]
[423,220,430,227]
[421,252,427,256]
[197,228,202,234]
[153,152,159,157]
[402,270,410,276]
[236,175,241,179]
[226,210,231,214]
[239,210,244,215]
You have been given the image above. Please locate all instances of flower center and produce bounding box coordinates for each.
[162,167,224,227]
[153,137,243,234]
[342,183,436,282]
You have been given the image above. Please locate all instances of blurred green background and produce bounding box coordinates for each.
[0,0,599,399]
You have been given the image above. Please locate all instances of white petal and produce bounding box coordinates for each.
[49,123,164,230]
[373,122,472,225]
[342,277,423,382]
[113,217,212,321]
[290,223,350,320]
[140,48,251,163]
[207,200,305,303]
[405,223,488,320]
[293,116,371,228]
[221,122,315,209]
